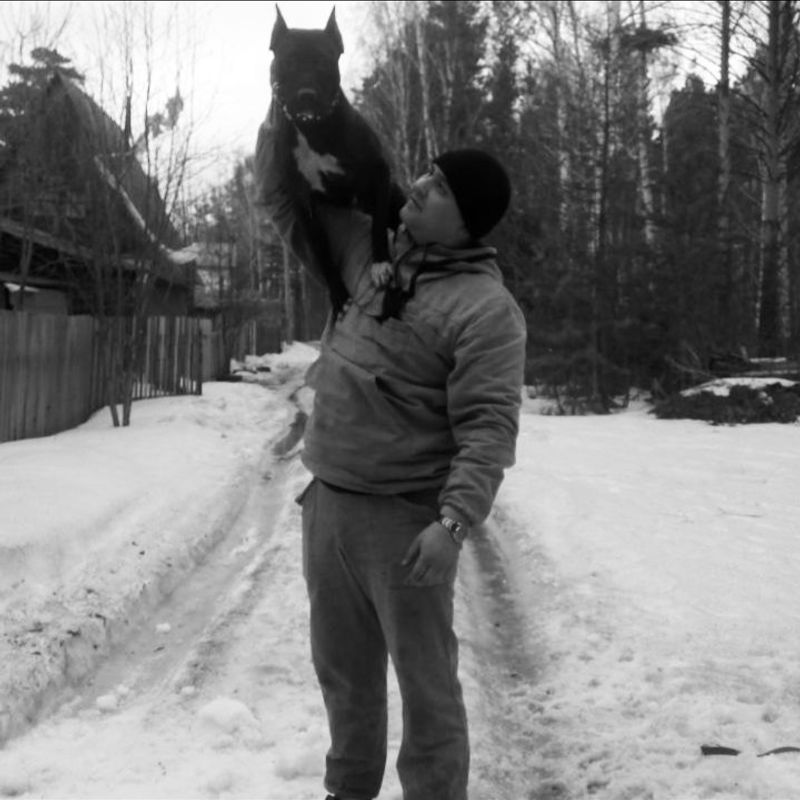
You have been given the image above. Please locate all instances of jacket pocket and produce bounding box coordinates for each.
[311,347,395,428]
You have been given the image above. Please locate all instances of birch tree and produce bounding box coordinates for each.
[354,1,417,184]
[413,5,437,159]
[535,0,571,239]
[356,0,487,180]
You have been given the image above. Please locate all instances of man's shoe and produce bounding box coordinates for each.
[326,795,369,800]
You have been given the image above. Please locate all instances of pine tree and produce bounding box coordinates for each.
[0,48,83,159]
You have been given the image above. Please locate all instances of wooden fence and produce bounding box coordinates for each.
[0,311,225,444]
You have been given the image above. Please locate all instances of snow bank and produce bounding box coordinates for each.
[0,345,313,745]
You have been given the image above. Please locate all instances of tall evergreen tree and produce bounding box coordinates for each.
[0,48,83,158]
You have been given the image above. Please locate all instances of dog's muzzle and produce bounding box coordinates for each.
[272,82,341,124]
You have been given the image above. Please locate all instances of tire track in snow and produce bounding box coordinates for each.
[70,396,306,711]
[0,429,274,747]
[163,463,301,697]
[459,508,570,800]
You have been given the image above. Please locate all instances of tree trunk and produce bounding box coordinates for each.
[590,0,621,409]
[566,0,593,260]
[758,0,784,355]
[16,235,33,310]
[775,0,793,346]
[717,0,733,341]
[635,0,655,246]
[778,168,791,342]
[103,318,121,428]
[282,240,295,345]
[546,3,568,237]
[414,6,437,160]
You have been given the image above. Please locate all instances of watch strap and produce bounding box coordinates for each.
[438,515,467,544]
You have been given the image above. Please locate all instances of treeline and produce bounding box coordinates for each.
[350,0,800,408]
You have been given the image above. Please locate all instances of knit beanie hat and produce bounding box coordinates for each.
[433,148,511,240]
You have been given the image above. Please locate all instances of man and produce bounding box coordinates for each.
[256,109,527,800]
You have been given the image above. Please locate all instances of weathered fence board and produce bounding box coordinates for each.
[0,311,224,444]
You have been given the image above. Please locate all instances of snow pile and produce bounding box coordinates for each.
[683,376,797,396]
[233,341,319,385]
[197,696,262,745]
[655,377,800,424]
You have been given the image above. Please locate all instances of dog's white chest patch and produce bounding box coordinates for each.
[293,131,344,192]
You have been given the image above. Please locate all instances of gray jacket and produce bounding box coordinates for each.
[256,119,527,525]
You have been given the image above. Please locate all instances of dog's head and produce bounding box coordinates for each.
[270,5,344,125]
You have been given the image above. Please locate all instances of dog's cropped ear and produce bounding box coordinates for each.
[325,7,344,55]
[271,4,288,51]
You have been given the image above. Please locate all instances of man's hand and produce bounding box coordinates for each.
[401,522,461,586]
[370,260,393,288]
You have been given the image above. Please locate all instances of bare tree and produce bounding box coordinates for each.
[355,1,417,184]
[534,1,571,237]
[80,1,197,425]
[412,5,437,159]
[0,1,71,71]
[357,1,489,179]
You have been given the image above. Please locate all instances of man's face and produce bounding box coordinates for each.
[400,165,469,247]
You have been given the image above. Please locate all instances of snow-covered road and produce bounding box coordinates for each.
[2,344,800,800]
[0,388,538,799]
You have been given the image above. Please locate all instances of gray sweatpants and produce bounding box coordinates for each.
[299,478,469,800]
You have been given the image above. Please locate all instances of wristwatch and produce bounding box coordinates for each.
[438,515,468,546]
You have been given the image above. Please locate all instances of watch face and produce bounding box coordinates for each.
[440,516,466,543]
[439,517,467,544]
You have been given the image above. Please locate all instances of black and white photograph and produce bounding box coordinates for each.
[1,2,799,799]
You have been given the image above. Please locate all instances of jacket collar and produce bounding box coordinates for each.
[391,225,500,286]
[355,226,502,318]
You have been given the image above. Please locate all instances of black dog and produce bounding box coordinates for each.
[267,5,405,316]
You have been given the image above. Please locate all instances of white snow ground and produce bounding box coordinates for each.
[1,342,799,800]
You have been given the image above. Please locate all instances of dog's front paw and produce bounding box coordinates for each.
[370,261,393,288]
